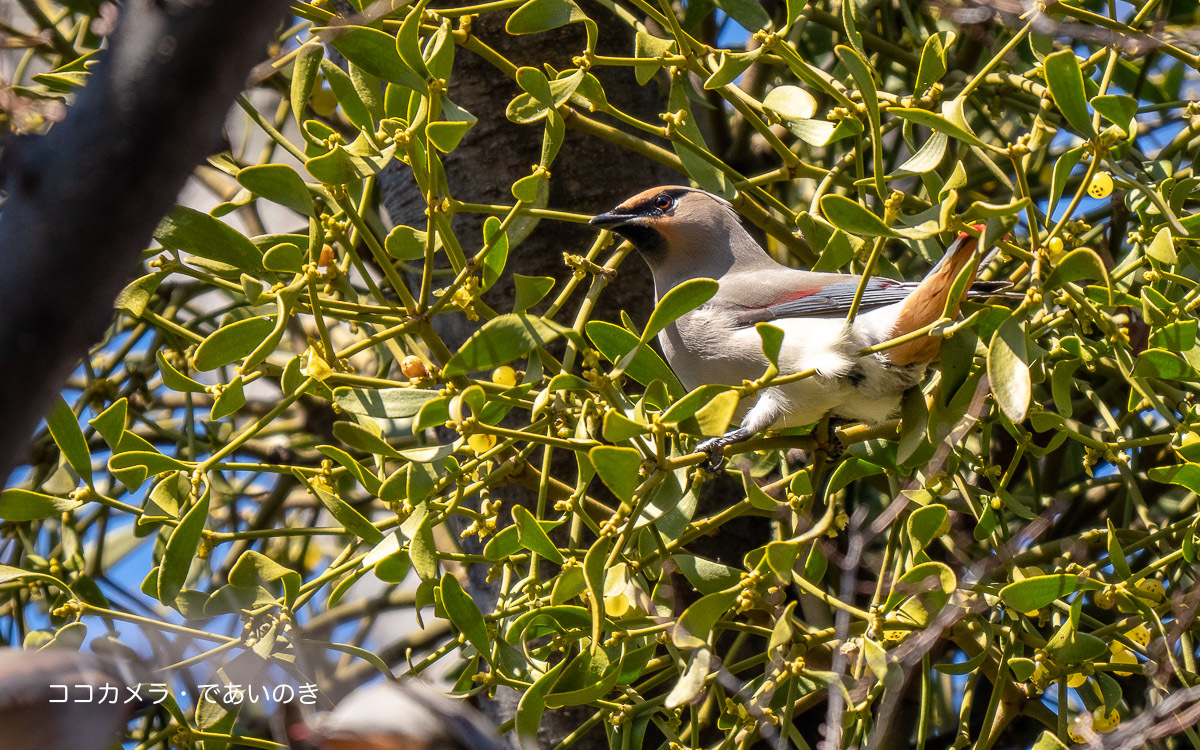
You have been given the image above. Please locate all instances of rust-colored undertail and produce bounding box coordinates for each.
[886,233,980,366]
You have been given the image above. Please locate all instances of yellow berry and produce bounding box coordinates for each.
[1135,578,1166,604]
[318,244,336,267]
[1087,171,1114,199]
[468,433,497,454]
[1095,588,1116,609]
[1110,647,1137,676]
[1125,623,1151,648]
[310,86,338,117]
[1067,671,1086,688]
[492,365,518,387]
[1093,707,1120,732]
[401,355,429,379]
[1046,236,1064,256]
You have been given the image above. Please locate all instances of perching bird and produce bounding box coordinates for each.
[0,647,147,750]
[281,678,504,750]
[589,186,1012,468]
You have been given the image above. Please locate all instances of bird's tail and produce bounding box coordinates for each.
[886,229,986,366]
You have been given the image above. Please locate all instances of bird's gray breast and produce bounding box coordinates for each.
[657,307,763,392]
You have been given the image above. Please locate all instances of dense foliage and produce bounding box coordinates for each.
[3,0,1200,748]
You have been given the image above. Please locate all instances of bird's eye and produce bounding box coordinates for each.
[653,194,675,211]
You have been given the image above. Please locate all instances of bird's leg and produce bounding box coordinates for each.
[694,390,785,472]
[696,428,753,472]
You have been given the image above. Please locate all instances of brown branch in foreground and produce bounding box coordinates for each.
[0,0,291,485]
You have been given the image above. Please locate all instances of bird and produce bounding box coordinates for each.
[0,647,147,750]
[589,186,1013,469]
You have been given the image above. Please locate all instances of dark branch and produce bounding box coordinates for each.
[0,0,290,485]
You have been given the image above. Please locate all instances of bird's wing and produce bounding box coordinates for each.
[730,277,916,326]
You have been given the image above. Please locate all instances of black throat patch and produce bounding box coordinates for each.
[614,224,667,264]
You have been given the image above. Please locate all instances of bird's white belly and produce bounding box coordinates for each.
[660,305,923,430]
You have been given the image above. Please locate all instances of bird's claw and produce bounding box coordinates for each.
[695,437,728,473]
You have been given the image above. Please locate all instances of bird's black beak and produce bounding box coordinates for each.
[589,211,635,229]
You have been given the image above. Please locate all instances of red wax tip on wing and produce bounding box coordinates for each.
[776,287,818,304]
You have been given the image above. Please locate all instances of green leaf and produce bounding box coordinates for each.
[546,644,622,707]
[1091,94,1136,135]
[907,504,949,550]
[1106,520,1132,581]
[674,555,741,595]
[914,31,954,96]
[673,590,738,649]
[1046,622,1107,664]
[713,0,769,30]
[1150,463,1200,494]
[0,489,83,521]
[933,648,986,675]
[384,225,428,260]
[883,561,956,612]
[210,376,245,420]
[1049,146,1083,218]
[835,45,883,198]
[515,656,568,747]
[889,107,986,148]
[326,25,424,91]
[586,321,684,396]
[443,313,566,377]
[660,384,734,426]
[512,505,564,564]
[47,396,91,485]
[306,144,363,185]
[603,410,648,442]
[440,573,491,662]
[762,85,817,121]
[1032,730,1070,750]
[157,351,206,393]
[513,274,555,312]
[320,57,373,130]
[590,446,642,505]
[299,474,384,544]
[155,206,263,272]
[1044,248,1110,295]
[1133,349,1200,382]
[987,315,1031,423]
[427,98,478,153]
[506,0,588,34]
[318,445,383,496]
[290,41,323,123]
[333,387,442,418]
[114,273,163,317]
[1044,50,1095,136]
[643,278,718,342]
[192,315,276,372]
[396,1,431,80]
[896,131,947,174]
[157,490,210,606]
[999,573,1099,611]
[89,399,127,449]
[1147,226,1178,264]
[704,49,761,90]
[237,164,314,218]
[634,30,674,86]
[481,216,509,292]
[820,194,897,238]
[263,242,304,273]
[229,550,300,606]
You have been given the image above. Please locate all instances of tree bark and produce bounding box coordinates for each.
[0,0,290,485]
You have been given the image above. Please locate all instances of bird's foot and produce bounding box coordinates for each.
[695,437,730,473]
[694,428,752,473]
[818,417,850,461]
